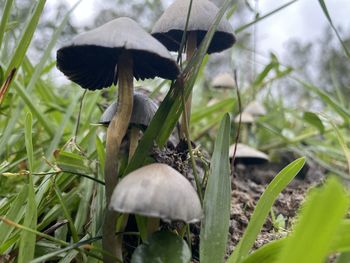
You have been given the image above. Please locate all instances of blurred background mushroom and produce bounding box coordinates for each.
[234,111,254,144]
[229,143,269,165]
[243,100,267,117]
[211,72,235,89]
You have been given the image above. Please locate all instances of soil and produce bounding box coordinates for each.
[154,142,328,262]
[123,141,327,262]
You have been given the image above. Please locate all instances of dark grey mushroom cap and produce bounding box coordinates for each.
[57,17,179,90]
[229,143,269,165]
[109,163,202,223]
[99,92,157,129]
[151,0,235,54]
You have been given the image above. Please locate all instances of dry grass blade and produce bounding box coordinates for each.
[0,68,16,106]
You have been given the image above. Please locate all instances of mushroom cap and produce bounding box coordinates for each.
[151,0,235,54]
[109,163,202,223]
[243,101,267,116]
[234,112,255,124]
[229,143,269,165]
[57,17,179,90]
[211,72,235,89]
[99,92,157,129]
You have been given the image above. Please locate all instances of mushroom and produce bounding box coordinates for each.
[151,0,236,55]
[234,111,255,124]
[243,100,267,117]
[100,92,158,158]
[56,17,179,263]
[235,112,255,143]
[109,163,202,232]
[151,0,235,136]
[100,92,157,129]
[211,72,235,89]
[229,143,269,165]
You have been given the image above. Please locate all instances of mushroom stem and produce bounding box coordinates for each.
[128,127,139,161]
[103,50,134,263]
[147,217,160,236]
[241,125,248,144]
[180,32,197,137]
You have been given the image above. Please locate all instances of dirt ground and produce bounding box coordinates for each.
[155,142,327,262]
[188,152,326,262]
[123,142,328,262]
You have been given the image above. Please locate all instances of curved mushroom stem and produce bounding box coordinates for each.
[103,51,134,263]
[180,32,197,138]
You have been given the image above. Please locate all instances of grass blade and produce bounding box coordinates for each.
[43,92,80,163]
[0,0,14,51]
[24,112,34,171]
[54,186,79,243]
[327,119,350,176]
[227,157,306,263]
[4,0,46,77]
[18,112,37,262]
[200,113,231,263]
[277,177,349,263]
[318,0,350,59]
[191,98,235,124]
[295,78,350,122]
[0,187,27,245]
[243,220,350,263]
[235,0,297,33]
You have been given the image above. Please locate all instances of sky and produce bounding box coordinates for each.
[53,0,349,58]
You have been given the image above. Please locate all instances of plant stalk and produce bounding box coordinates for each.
[180,32,197,137]
[103,51,134,263]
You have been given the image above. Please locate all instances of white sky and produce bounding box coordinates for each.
[54,0,349,59]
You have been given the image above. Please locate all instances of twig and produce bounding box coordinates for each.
[74,90,87,140]
[181,89,203,203]
[231,70,242,171]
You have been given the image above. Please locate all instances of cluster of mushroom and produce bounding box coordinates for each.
[56,0,236,261]
[210,73,269,164]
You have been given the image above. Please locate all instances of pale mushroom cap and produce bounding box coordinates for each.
[57,17,179,90]
[109,163,202,223]
[99,92,157,128]
[243,101,267,116]
[151,0,235,53]
[229,143,269,164]
[234,112,255,124]
[211,73,235,89]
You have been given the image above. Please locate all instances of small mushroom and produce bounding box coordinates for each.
[100,92,157,129]
[243,100,267,117]
[229,143,269,165]
[109,163,202,224]
[234,112,255,124]
[152,0,236,136]
[235,112,255,143]
[100,92,158,158]
[56,17,179,263]
[211,72,235,89]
